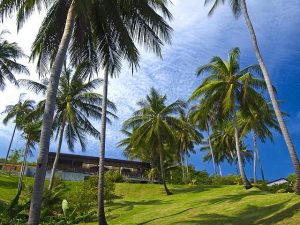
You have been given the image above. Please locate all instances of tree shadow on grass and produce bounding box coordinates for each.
[167,200,294,225]
[0,179,17,189]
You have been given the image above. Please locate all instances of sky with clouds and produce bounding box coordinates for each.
[1,0,300,180]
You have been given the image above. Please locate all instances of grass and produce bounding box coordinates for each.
[1,175,300,224]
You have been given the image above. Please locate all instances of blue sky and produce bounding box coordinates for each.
[0,0,300,181]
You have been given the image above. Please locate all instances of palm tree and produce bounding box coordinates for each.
[19,65,117,190]
[17,120,42,194]
[0,30,29,90]
[176,111,202,179]
[238,102,281,182]
[123,88,185,195]
[2,96,35,166]
[189,99,218,175]
[190,47,268,189]
[204,0,300,194]
[1,1,172,223]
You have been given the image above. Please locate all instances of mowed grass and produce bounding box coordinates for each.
[1,175,300,224]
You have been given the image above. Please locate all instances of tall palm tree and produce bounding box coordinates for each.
[238,102,281,182]
[2,96,35,166]
[123,88,185,195]
[19,65,117,190]
[189,99,218,175]
[0,1,172,223]
[204,0,300,194]
[0,30,29,90]
[190,47,268,189]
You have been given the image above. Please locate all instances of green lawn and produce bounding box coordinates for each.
[1,175,300,224]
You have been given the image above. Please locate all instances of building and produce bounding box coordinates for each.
[267,178,288,187]
[45,152,150,182]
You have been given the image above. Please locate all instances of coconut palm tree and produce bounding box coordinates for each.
[1,1,172,223]
[204,0,300,194]
[2,96,35,166]
[17,120,42,194]
[19,65,117,190]
[189,47,268,189]
[176,111,202,179]
[189,99,218,175]
[0,30,29,90]
[238,102,281,182]
[123,88,185,195]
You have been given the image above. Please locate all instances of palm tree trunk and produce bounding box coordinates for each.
[218,164,223,177]
[252,131,258,183]
[185,153,189,178]
[206,121,217,176]
[256,144,265,181]
[48,121,65,190]
[233,112,252,189]
[17,144,29,194]
[4,124,17,168]
[159,151,172,195]
[98,68,109,225]
[180,153,185,180]
[241,0,300,193]
[27,3,76,225]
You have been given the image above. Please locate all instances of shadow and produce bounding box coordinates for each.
[0,179,17,189]
[108,199,169,212]
[171,185,226,195]
[167,200,292,225]
[258,202,300,225]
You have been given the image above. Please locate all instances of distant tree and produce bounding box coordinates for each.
[2,96,35,166]
[0,30,29,90]
[123,88,185,195]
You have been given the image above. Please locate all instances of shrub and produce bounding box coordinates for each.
[105,170,125,183]
[69,174,116,217]
[211,174,242,185]
[254,182,293,194]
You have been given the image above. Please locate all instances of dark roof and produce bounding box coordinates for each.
[48,152,150,166]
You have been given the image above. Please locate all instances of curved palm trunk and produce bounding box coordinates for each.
[159,151,172,195]
[48,121,66,190]
[241,0,300,193]
[206,122,217,176]
[4,124,17,168]
[98,68,108,225]
[233,113,252,189]
[17,143,29,194]
[27,3,76,225]
[256,145,265,181]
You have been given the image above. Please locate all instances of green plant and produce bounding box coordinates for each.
[105,170,124,183]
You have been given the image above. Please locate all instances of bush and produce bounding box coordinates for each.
[69,174,117,218]
[105,170,125,183]
[254,182,293,194]
[211,174,242,185]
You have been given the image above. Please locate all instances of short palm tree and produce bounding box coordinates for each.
[189,99,218,175]
[19,65,117,190]
[0,30,29,90]
[176,111,202,179]
[2,96,35,165]
[0,2,172,223]
[17,120,42,194]
[123,88,185,195]
[204,0,300,194]
[190,47,268,189]
[238,102,281,182]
